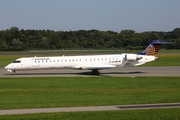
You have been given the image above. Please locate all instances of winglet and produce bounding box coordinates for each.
[138,40,172,56]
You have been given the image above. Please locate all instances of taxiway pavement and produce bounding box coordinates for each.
[1,66,180,77]
[0,103,180,115]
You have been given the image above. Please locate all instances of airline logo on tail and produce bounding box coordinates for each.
[138,40,172,56]
[145,44,161,56]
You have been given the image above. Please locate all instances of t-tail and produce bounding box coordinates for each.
[138,40,172,56]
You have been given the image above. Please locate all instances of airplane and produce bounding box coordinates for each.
[4,40,172,75]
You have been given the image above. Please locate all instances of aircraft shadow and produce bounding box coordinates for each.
[78,71,145,76]
[4,71,145,76]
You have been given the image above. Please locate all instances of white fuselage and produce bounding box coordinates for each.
[5,53,156,73]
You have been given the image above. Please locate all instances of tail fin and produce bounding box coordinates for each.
[138,40,172,56]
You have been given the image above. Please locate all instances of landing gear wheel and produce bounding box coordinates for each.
[92,70,100,75]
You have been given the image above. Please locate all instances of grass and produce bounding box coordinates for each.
[143,54,180,66]
[0,108,180,120]
[0,77,180,110]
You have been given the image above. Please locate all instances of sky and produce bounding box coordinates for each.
[0,0,180,32]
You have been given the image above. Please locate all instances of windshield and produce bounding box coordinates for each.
[12,60,21,63]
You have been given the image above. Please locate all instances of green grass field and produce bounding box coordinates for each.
[0,77,180,110]
[0,108,180,120]
[0,77,180,119]
[144,54,180,66]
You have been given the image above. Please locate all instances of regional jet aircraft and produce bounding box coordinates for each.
[5,40,171,75]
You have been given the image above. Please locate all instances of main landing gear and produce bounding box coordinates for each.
[92,70,100,75]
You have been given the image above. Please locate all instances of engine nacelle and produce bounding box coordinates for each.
[125,54,138,61]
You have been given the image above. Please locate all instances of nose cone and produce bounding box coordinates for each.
[4,64,14,72]
[5,64,11,69]
[5,65,8,69]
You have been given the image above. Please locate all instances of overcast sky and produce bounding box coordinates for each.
[1,0,180,32]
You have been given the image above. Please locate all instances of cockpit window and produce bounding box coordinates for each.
[12,60,21,63]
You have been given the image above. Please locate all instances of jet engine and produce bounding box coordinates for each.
[125,54,139,61]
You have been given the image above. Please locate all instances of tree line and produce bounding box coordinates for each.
[0,27,180,51]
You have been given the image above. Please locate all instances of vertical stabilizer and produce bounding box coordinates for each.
[138,40,172,56]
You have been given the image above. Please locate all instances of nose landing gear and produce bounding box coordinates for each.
[13,70,16,75]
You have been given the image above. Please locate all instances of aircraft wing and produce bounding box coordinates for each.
[72,64,117,70]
